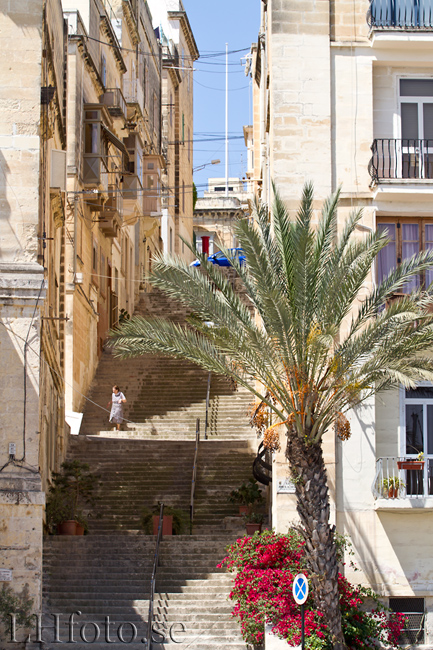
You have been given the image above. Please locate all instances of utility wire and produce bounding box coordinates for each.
[81,33,249,60]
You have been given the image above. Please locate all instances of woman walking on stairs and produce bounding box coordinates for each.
[109,385,126,431]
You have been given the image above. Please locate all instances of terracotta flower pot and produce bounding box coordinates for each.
[388,487,399,499]
[239,505,252,516]
[397,460,424,470]
[57,520,78,535]
[245,523,262,535]
[153,514,173,536]
[75,524,85,535]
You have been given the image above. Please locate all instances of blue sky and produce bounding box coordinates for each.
[183,1,261,196]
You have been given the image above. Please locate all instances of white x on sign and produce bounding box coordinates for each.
[292,573,309,605]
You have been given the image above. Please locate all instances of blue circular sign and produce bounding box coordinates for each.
[292,573,309,605]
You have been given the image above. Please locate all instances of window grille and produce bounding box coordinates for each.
[389,598,425,645]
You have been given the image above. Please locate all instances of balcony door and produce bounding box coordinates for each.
[401,386,433,495]
[376,217,433,292]
[400,78,433,178]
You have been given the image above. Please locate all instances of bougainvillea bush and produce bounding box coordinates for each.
[218,530,405,649]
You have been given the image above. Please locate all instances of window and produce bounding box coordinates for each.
[92,238,99,286]
[399,79,433,179]
[377,217,433,291]
[101,54,107,87]
[170,93,173,127]
[83,107,108,187]
[153,92,158,136]
[389,598,424,645]
[100,251,106,296]
[182,181,185,213]
[182,113,185,143]
[401,386,433,495]
[170,227,173,253]
[143,61,147,107]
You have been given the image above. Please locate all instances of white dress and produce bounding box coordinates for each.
[109,392,125,424]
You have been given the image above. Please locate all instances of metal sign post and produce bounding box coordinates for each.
[292,573,309,650]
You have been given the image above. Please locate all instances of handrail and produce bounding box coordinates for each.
[190,419,200,534]
[146,502,164,650]
[253,442,273,486]
[204,372,211,440]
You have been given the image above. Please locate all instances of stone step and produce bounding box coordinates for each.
[43,291,256,650]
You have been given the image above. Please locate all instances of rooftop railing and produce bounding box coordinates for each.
[368,0,433,28]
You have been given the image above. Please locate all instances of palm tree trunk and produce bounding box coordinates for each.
[286,429,346,650]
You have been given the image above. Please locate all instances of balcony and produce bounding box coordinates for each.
[100,88,127,120]
[123,78,144,110]
[122,173,142,224]
[369,139,433,183]
[99,184,122,237]
[83,154,109,203]
[373,457,433,508]
[368,0,433,29]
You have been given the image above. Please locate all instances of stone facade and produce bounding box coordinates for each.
[0,0,196,619]
[253,0,433,641]
[0,0,67,614]
[147,0,199,262]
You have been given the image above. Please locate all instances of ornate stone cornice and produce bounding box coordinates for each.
[167,11,199,61]
[122,0,139,46]
[100,15,127,74]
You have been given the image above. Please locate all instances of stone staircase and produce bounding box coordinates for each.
[39,290,263,650]
[81,290,255,440]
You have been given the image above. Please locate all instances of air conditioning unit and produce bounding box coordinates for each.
[74,272,84,284]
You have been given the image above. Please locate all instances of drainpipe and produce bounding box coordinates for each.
[259,25,268,204]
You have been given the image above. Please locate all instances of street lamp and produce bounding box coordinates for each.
[192,159,221,173]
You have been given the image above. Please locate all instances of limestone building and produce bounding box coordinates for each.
[252,0,433,641]
[147,0,199,262]
[0,0,197,613]
[193,178,250,255]
[0,0,68,611]
[62,0,163,414]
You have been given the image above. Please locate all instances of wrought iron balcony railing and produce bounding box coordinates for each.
[372,456,432,500]
[369,139,433,182]
[368,0,433,28]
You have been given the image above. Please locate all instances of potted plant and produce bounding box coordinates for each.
[397,452,425,471]
[45,460,100,535]
[382,476,405,499]
[243,512,265,535]
[75,511,89,535]
[141,504,189,536]
[228,478,264,516]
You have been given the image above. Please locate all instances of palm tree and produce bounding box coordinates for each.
[110,184,433,649]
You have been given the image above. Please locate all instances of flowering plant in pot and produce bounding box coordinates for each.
[397,450,425,470]
[228,478,264,516]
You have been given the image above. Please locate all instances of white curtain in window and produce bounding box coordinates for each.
[402,224,419,292]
